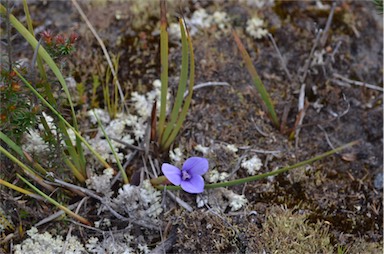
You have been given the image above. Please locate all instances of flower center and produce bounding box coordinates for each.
[181,170,191,181]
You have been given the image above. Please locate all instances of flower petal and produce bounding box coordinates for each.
[162,163,182,186]
[182,157,209,176]
[180,175,205,193]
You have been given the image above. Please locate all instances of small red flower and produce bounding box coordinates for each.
[55,35,65,45]
[69,32,79,44]
[41,30,53,44]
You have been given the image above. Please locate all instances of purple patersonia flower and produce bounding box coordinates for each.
[162,157,209,194]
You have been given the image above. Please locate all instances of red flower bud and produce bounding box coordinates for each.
[55,35,65,45]
[69,32,79,44]
[41,30,53,44]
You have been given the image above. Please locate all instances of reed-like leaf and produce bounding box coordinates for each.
[161,18,189,146]
[233,30,280,128]
[157,0,169,142]
[93,110,129,184]
[162,20,195,150]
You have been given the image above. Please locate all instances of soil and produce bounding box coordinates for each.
[1,0,383,253]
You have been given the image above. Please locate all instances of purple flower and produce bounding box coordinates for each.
[162,157,209,194]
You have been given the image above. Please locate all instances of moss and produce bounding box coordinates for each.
[252,205,334,253]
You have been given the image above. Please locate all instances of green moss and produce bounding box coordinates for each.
[257,206,333,253]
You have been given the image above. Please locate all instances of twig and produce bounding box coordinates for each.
[34,200,85,227]
[71,0,129,113]
[165,190,193,212]
[183,82,230,98]
[295,84,307,149]
[332,73,383,92]
[319,2,336,47]
[317,125,336,151]
[300,29,323,84]
[110,137,146,151]
[52,178,130,221]
[149,227,177,254]
[267,33,292,81]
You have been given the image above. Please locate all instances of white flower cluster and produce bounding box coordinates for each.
[112,180,162,219]
[14,227,85,254]
[241,155,263,175]
[246,16,268,39]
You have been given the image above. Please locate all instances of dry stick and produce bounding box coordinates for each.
[295,84,306,149]
[34,199,85,227]
[332,73,383,92]
[319,2,336,47]
[71,0,129,113]
[267,33,292,82]
[183,82,230,98]
[52,178,130,221]
[62,198,86,254]
[317,125,336,151]
[299,28,323,84]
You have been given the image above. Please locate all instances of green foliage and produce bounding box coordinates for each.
[233,30,280,129]
[373,0,383,13]
[0,68,38,144]
[157,1,196,151]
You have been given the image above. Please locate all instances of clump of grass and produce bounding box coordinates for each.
[157,0,195,151]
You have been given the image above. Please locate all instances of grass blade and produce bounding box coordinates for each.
[161,18,189,147]
[157,0,169,142]
[14,70,111,170]
[93,110,129,184]
[232,30,280,128]
[162,20,195,150]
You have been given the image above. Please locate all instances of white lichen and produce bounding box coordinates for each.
[241,155,263,175]
[113,180,162,219]
[14,227,85,254]
[169,147,183,163]
[224,190,248,212]
[246,17,268,39]
[225,144,238,153]
[22,129,48,153]
[86,168,114,197]
[194,144,210,154]
[87,108,111,125]
[206,169,229,183]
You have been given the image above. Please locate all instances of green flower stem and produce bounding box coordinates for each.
[153,140,359,191]
[93,110,129,184]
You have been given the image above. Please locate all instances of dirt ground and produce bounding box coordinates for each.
[1,0,383,253]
